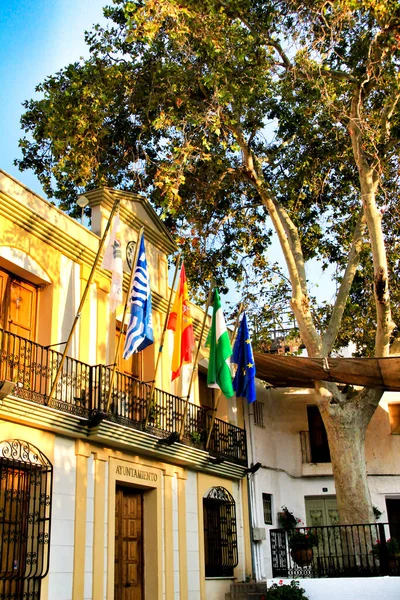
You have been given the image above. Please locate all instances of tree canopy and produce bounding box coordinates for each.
[16,0,400,523]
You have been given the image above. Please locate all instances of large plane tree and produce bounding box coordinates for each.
[17,0,400,524]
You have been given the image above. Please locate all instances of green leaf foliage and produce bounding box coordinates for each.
[16,0,400,353]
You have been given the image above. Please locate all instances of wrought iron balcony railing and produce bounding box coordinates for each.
[270,523,400,578]
[0,328,247,465]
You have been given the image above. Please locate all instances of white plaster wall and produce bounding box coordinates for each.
[58,256,80,359]
[186,471,201,600]
[48,436,76,600]
[104,461,108,600]
[248,384,400,580]
[84,454,94,600]
[205,579,236,600]
[162,473,165,600]
[172,474,180,600]
[268,577,400,600]
[88,283,97,365]
[232,479,246,583]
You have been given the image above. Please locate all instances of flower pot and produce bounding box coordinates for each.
[291,547,313,566]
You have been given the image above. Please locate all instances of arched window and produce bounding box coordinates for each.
[0,440,53,600]
[203,487,238,577]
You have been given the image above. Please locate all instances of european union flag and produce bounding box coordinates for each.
[232,311,256,403]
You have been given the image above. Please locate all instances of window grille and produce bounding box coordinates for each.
[203,487,238,577]
[253,401,264,428]
[0,440,53,600]
[262,493,273,524]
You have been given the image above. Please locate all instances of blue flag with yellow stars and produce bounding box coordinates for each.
[232,311,256,403]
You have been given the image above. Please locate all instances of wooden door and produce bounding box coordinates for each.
[386,498,400,541]
[0,467,30,599]
[0,269,37,340]
[115,486,144,600]
[306,496,339,527]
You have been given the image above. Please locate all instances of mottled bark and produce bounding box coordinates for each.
[316,384,383,524]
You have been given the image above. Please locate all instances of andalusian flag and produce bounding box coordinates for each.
[206,288,234,398]
[167,263,195,380]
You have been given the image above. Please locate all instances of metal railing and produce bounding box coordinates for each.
[0,329,247,464]
[270,523,400,578]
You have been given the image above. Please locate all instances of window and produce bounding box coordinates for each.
[307,405,331,463]
[253,401,264,428]
[388,403,400,434]
[262,493,273,524]
[203,487,238,577]
[0,440,52,600]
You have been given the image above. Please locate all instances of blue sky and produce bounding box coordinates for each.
[0,0,105,196]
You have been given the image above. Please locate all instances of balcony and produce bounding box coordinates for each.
[270,523,400,578]
[0,329,247,466]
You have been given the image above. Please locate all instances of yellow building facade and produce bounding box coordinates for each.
[0,171,252,600]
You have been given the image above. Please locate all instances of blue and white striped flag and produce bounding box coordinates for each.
[123,233,154,358]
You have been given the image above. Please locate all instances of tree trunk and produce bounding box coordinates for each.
[317,386,382,524]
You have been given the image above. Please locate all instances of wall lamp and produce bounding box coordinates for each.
[88,409,108,428]
[208,455,225,465]
[0,381,16,400]
[157,431,181,446]
[244,462,262,475]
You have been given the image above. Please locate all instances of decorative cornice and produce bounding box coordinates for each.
[0,393,246,480]
[0,181,173,316]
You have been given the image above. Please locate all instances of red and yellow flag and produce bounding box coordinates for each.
[167,263,195,381]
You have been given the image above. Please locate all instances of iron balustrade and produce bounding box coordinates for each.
[0,329,91,418]
[270,522,400,578]
[0,329,247,465]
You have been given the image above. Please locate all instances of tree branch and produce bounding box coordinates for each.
[322,210,367,355]
[227,120,322,355]
[348,90,395,356]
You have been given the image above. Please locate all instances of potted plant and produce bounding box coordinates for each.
[372,537,400,568]
[278,506,302,530]
[267,580,309,599]
[288,529,318,566]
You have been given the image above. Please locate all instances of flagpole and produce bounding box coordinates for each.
[179,283,214,438]
[105,226,144,414]
[205,389,221,450]
[143,252,182,429]
[231,302,244,345]
[47,199,120,405]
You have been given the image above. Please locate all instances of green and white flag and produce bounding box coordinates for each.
[206,288,234,398]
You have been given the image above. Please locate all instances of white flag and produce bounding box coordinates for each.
[102,212,123,312]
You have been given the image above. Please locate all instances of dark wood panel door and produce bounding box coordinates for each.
[307,405,331,463]
[0,269,37,340]
[115,486,144,600]
[386,498,400,541]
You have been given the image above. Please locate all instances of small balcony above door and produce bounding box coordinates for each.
[300,406,332,475]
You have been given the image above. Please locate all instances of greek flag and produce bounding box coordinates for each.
[123,233,154,358]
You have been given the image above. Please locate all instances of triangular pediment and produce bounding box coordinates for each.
[80,187,177,256]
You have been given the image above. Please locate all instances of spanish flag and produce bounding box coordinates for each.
[167,263,195,380]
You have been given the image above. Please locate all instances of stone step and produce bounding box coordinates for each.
[225,582,267,600]
[225,594,267,600]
